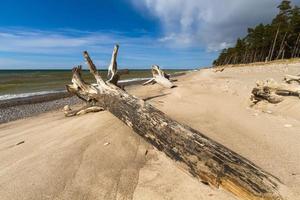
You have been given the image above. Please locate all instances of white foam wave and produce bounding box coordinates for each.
[119,77,150,83]
[0,78,151,101]
[0,90,63,101]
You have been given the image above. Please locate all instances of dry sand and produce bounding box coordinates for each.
[1,62,300,199]
[131,62,300,199]
[0,104,234,199]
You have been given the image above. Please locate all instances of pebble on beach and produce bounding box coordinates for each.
[0,96,82,124]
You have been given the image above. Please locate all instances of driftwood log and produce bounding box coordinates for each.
[283,74,300,84]
[143,65,174,88]
[65,45,286,200]
[251,79,300,104]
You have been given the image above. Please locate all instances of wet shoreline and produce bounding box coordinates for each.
[0,72,186,124]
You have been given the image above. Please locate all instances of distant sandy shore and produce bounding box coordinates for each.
[1,62,300,199]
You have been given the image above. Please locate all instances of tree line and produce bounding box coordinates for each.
[213,0,300,66]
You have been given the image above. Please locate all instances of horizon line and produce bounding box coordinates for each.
[0,68,195,70]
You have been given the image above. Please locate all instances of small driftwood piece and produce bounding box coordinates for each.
[214,67,225,72]
[283,74,300,84]
[64,45,286,200]
[63,105,103,117]
[251,79,300,104]
[143,65,174,88]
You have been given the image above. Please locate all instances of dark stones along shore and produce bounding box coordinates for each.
[0,72,187,124]
[0,96,82,124]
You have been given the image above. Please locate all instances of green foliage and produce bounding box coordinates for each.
[213,0,300,66]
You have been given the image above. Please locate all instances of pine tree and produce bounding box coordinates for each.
[213,0,300,66]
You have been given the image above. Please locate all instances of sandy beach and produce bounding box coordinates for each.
[1,62,300,199]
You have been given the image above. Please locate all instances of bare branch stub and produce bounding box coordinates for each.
[83,51,107,88]
[66,65,98,102]
[107,44,119,85]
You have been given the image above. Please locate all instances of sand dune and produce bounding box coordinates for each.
[1,62,300,199]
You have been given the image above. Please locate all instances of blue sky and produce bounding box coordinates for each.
[0,0,299,69]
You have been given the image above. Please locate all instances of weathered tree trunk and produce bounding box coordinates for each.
[253,50,257,63]
[292,33,300,58]
[66,45,286,200]
[268,27,280,61]
[276,32,287,60]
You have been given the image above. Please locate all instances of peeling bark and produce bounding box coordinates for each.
[65,45,286,200]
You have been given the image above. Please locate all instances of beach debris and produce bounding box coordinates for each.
[263,110,273,114]
[251,79,300,104]
[63,105,71,112]
[103,142,110,146]
[284,124,293,128]
[64,44,285,200]
[63,104,103,117]
[143,65,175,88]
[16,141,25,146]
[283,74,300,84]
[213,67,225,72]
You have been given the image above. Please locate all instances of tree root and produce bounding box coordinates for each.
[251,79,300,104]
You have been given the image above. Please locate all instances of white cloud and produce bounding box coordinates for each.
[0,28,131,55]
[0,28,156,68]
[132,0,300,51]
[0,28,214,69]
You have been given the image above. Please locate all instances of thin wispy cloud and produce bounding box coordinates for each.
[132,0,300,51]
[0,28,212,69]
[0,28,143,54]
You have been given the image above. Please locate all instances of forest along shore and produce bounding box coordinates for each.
[0,62,299,199]
[214,0,300,66]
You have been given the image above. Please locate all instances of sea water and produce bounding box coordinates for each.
[0,69,182,101]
